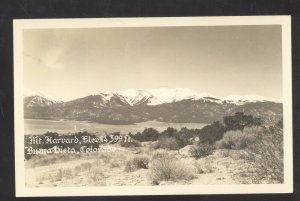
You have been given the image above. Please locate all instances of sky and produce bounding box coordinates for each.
[23,25,282,101]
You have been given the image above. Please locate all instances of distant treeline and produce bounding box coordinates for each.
[25,112,282,159]
[129,112,268,150]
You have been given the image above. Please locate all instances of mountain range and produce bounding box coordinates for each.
[24,88,283,125]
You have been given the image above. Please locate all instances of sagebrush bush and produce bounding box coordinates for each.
[74,165,82,176]
[124,155,149,172]
[61,168,73,179]
[150,149,172,160]
[155,137,181,150]
[243,126,265,136]
[109,159,122,168]
[189,145,214,159]
[244,125,284,183]
[72,162,93,176]
[216,126,263,150]
[50,168,74,182]
[98,153,111,163]
[194,161,214,174]
[80,162,92,171]
[217,149,230,158]
[26,152,82,168]
[88,166,105,185]
[36,174,46,184]
[120,139,142,148]
[149,153,194,184]
[228,150,249,160]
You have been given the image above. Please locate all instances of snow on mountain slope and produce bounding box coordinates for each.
[24,95,59,107]
[223,94,280,105]
[148,88,211,104]
[24,88,280,107]
[24,88,62,103]
[114,88,280,105]
[99,93,114,102]
[116,89,152,106]
[113,88,214,106]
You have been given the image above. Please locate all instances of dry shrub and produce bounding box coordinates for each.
[150,149,179,162]
[194,161,214,174]
[243,126,284,183]
[97,153,111,163]
[61,168,73,179]
[74,165,82,176]
[27,153,81,168]
[72,162,93,176]
[217,149,230,158]
[124,155,149,172]
[228,150,250,160]
[36,174,47,184]
[120,139,142,148]
[27,154,58,168]
[155,137,181,150]
[149,153,194,184]
[88,166,105,185]
[150,149,173,160]
[109,159,122,168]
[80,162,92,171]
[49,168,74,182]
[189,145,214,159]
[216,126,263,150]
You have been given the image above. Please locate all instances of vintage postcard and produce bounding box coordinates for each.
[14,16,292,196]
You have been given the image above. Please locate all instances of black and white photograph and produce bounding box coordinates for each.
[13,16,293,196]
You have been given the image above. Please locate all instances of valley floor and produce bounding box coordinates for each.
[25,144,264,187]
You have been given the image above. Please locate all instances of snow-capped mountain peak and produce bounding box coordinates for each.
[116,89,152,106]
[97,88,279,106]
[24,88,280,108]
[147,87,211,104]
[103,87,215,106]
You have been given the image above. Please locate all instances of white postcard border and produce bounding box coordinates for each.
[13,16,293,197]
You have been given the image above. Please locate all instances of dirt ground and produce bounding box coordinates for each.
[25,144,260,187]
